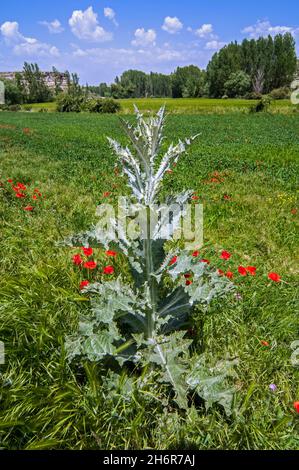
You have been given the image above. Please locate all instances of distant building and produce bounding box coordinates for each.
[0,71,69,92]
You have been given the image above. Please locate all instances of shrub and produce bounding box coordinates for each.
[269,87,290,100]
[56,93,85,113]
[244,92,262,100]
[250,95,272,113]
[23,105,32,112]
[63,107,237,413]
[87,98,121,113]
[8,104,21,112]
[38,108,48,113]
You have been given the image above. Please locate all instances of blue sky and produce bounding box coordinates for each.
[0,1,298,84]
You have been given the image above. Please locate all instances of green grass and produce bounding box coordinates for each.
[22,97,295,114]
[0,111,298,449]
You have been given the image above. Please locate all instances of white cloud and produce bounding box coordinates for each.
[0,21,60,57]
[195,23,213,37]
[104,7,118,27]
[205,40,225,50]
[162,16,183,34]
[242,20,298,38]
[69,6,112,42]
[131,28,156,46]
[39,19,64,34]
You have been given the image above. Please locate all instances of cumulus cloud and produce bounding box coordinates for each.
[0,21,60,57]
[69,6,112,42]
[131,28,156,46]
[195,23,213,37]
[162,16,183,34]
[39,19,64,34]
[242,20,298,38]
[104,7,118,27]
[205,40,225,50]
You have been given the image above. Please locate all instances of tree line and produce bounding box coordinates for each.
[1,33,298,105]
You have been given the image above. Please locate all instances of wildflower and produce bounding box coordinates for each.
[225,271,233,279]
[84,261,97,270]
[185,280,193,286]
[291,208,297,215]
[268,272,281,283]
[192,195,199,200]
[235,292,242,300]
[166,169,173,174]
[15,192,26,198]
[103,265,114,275]
[218,269,224,276]
[294,401,299,413]
[106,250,117,257]
[82,247,93,257]
[269,384,277,392]
[184,273,192,279]
[7,179,13,183]
[103,191,111,198]
[246,266,257,276]
[221,250,231,260]
[169,256,178,266]
[23,205,34,211]
[223,194,231,200]
[32,195,38,200]
[200,259,210,264]
[261,340,270,347]
[17,183,26,190]
[72,254,83,266]
[192,250,200,257]
[80,280,90,290]
[238,266,247,276]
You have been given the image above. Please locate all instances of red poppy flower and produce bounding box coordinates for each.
[200,259,210,264]
[185,280,193,286]
[80,280,90,290]
[192,250,200,257]
[218,269,224,276]
[32,195,38,200]
[106,250,117,257]
[17,182,26,190]
[73,254,83,266]
[15,192,26,198]
[169,256,178,266]
[223,194,231,200]
[184,273,192,279]
[23,205,34,211]
[260,340,269,347]
[291,208,297,215]
[238,266,247,276]
[268,272,281,283]
[103,191,111,197]
[192,195,199,200]
[221,250,231,260]
[294,401,299,414]
[84,261,97,270]
[7,179,13,183]
[103,265,114,275]
[225,271,234,279]
[82,247,93,256]
[246,266,257,276]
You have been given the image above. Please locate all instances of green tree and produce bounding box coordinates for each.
[224,71,251,97]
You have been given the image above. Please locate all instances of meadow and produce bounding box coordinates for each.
[0,108,298,449]
[24,97,294,114]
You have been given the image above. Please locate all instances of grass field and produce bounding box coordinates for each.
[23,97,295,114]
[0,110,298,449]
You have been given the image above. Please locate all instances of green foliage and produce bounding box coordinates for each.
[269,87,290,100]
[224,71,251,98]
[250,95,272,113]
[87,98,121,113]
[20,62,53,103]
[3,79,24,105]
[207,33,297,97]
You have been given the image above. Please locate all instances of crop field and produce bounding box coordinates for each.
[24,97,294,114]
[0,110,298,449]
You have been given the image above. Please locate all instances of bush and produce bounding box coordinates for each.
[7,104,21,112]
[38,108,48,113]
[87,98,121,113]
[244,92,262,100]
[23,105,32,112]
[250,95,272,113]
[56,93,85,113]
[269,87,290,100]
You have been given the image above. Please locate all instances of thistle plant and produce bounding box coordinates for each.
[65,107,237,412]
